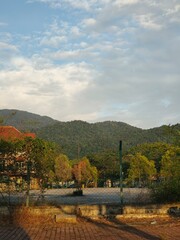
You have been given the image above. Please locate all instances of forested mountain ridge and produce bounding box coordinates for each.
[36,121,179,158]
[0,109,179,159]
[0,109,57,130]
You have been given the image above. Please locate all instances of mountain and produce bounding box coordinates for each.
[0,109,179,159]
[0,109,57,131]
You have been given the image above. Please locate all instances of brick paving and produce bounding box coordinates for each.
[0,217,180,240]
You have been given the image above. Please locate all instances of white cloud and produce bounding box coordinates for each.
[64,0,91,10]
[165,4,180,23]
[51,50,80,59]
[27,0,61,8]
[27,0,99,10]
[166,4,180,15]
[0,22,7,27]
[0,42,18,51]
[70,26,81,36]
[40,35,67,47]
[135,14,163,30]
[113,0,140,7]
[82,18,97,27]
[0,54,97,118]
[1,0,180,128]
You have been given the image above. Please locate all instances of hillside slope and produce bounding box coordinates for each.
[0,109,57,131]
[36,120,172,158]
[0,109,179,159]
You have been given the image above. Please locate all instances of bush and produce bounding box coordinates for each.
[150,178,180,203]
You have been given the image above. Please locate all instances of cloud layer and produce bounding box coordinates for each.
[0,0,180,128]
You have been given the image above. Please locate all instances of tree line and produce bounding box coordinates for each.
[0,138,98,189]
[0,126,179,202]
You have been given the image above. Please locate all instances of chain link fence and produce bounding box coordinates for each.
[0,170,152,224]
[0,177,151,207]
[0,141,151,210]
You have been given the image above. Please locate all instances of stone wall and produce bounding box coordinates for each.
[0,203,180,224]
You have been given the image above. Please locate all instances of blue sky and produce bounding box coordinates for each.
[0,0,180,129]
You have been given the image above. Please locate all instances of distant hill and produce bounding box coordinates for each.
[0,109,179,159]
[0,109,57,131]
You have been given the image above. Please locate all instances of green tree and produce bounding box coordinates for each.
[129,142,172,173]
[12,137,60,189]
[127,153,156,187]
[55,154,72,184]
[160,147,180,179]
[151,146,180,203]
[47,170,56,186]
[162,124,180,146]
[0,137,61,193]
[0,117,4,125]
[21,138,58,181]
[0,139,16,173]
[88,150,119,186]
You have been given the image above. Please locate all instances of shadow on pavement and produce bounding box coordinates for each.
[0,226,30,240]
[75,203,161,240]
[49,204,161,239]
[78,216,161,240]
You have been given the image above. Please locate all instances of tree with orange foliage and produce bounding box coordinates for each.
[72,157,98,188]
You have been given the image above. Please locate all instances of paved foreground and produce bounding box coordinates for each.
[0,217,179,240]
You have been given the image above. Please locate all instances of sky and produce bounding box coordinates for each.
[0,0,180,129]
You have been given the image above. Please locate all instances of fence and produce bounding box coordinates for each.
[0,139,151,208]
[0,179,151,207]
[0,173,152,225]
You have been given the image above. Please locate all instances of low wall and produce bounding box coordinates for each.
[0,203,180,224]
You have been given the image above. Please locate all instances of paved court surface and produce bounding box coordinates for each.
[0,217,179,240]
[0,188,151,205]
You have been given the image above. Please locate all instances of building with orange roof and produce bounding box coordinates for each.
[0,126,38,190]
[0,126,36,141]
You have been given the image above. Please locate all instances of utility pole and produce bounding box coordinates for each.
[119,140,123,212]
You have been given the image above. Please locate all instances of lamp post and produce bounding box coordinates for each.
[119,140,123,211]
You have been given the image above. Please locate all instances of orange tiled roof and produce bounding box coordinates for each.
[0,126,36,141]
[24,132,36,138]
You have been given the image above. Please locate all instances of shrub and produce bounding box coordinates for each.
[150,178,180,203]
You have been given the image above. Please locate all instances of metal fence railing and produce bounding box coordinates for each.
[0,181,151,207]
